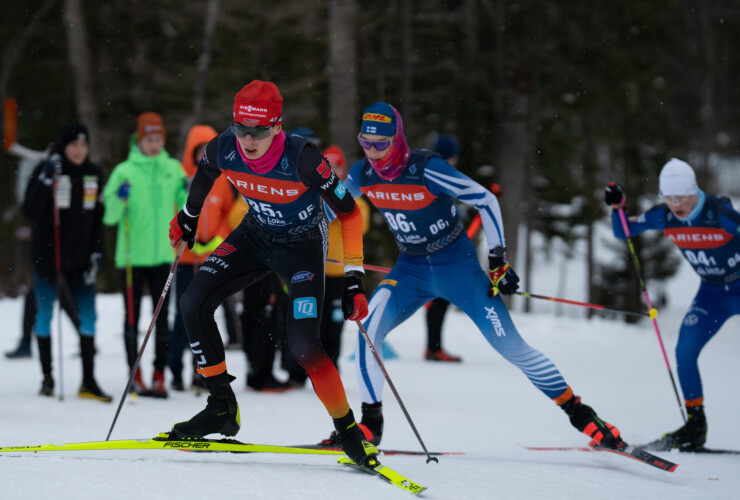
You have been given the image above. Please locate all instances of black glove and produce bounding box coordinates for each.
[342,271,369,321]
[488,247,520,296]
[169,208,199,249]
[604,182,626,208]
[82,253,103,286]
[42,153,63,182]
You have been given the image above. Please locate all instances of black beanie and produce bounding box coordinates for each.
[58,122,89,149]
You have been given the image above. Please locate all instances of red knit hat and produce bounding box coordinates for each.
[136,112,166,142]
[233,80,283,127]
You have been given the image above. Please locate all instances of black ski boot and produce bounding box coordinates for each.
[8,289,35,359]
[37,336,54,397]
[318,402,384,447]
[172,372,240,438]
[78,336,112,402]
[171,372,185,392]
[246,373,293,392]
[561,395,624,449]
[39,374,54,397]
[5,339,31,359]
[78,378,113,402]
[359,402,384,445]
[332,409,379,467]
[659,406,707,450]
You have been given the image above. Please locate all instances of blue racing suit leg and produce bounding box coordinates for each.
[356,235,571,405]
[355,253,435,404]
[437,236,570,400]
[675,282,738,403]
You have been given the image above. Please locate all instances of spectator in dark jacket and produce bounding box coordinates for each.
[22,122,111,402]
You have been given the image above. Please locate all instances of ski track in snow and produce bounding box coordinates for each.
[1,258,739,499]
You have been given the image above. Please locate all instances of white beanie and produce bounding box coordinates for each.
[659,158,698,197]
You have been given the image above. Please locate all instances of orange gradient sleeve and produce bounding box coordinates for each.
[337,204,364,269]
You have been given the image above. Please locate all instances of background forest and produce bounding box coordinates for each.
[2,0,740,319]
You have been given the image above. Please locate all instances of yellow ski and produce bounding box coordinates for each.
[0,432,345,455]
[338,456,427,495]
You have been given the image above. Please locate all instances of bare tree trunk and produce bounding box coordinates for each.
[695,0,715,191]
[491,0,529,270]
[495,94,529,270]
[581,127,599,320]
[63,0,102,161]
[523,207,533,313]
[178,0,221,157]
[0,0,58,130]
[586,220,594,319]
[328,0,358,156]
[399,0,412,131]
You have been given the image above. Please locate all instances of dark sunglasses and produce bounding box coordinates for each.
[232,122,274,140]
[357,133,392,151]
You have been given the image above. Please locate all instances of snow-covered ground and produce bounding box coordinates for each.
[1,256,739,499]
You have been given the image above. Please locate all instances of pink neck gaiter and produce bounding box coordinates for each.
[367,107,410,181]
[237,131,286,174]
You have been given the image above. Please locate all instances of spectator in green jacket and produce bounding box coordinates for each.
[103,112,188,398]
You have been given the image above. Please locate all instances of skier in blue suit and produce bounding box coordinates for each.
[606,158,740,450]
[320,101,625,449]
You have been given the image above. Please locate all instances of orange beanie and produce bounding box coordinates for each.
[136,112,166,142]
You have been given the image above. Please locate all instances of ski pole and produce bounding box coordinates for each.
[52,173,64,402]
[123,200,135,330]
[122,199,139,388]
[355,320,438,464]
[515,291,654,319]
[327,258,391,274]
[106,241,186,441]
[330,259,651,319]
[617,207,686,423]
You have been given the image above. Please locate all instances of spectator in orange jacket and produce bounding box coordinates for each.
[169,124,235,391]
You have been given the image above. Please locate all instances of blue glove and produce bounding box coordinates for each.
[117,182,131,200]
[488,246,520,296]
[43,153,62,179]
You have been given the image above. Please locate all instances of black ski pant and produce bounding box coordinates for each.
[426,297,450,351]
[319,275,345,368]
[240,271,285,384]
[118,265,171,373]
[180,224,351,417]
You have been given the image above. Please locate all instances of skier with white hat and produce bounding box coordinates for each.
[605,158,740,451]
